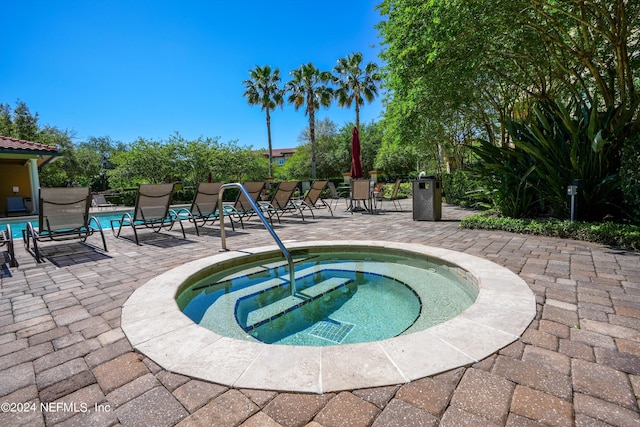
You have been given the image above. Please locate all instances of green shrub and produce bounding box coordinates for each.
[460,212,640,250]
[173,188,195,204]
[118,189,137,207]
[442,169,490,208]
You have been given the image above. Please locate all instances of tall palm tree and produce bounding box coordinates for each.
[333,52,382,133]
[243,65,284,178]
[285,62,334,179]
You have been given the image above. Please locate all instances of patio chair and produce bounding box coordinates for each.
[176,182,235,236]
[298,180,333,218]
[350,179,372,214]
[1,224,17,267]
[224,182,265,229]
[111,183,185,245]
[380,179,402,211]
[6,196,29,216]
[24,187,108,262]
[327,182,348,210]
[260,181,305,223]
[92,193,115,210]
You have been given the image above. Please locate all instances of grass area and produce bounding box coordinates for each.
[460,212,640,251]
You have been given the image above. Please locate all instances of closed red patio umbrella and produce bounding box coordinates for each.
[350,126,363,179]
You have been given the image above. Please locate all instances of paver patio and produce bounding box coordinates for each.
[1,199,639,426]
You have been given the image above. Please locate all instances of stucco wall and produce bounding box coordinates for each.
[0,164,32,215]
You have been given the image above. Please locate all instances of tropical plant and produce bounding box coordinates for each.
[471,99,625,220]
[333,52,382,133]
[285,62,334,179]
[243,65,284,178]
[441,169,490,208]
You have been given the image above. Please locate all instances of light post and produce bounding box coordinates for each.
[567,183,580,222]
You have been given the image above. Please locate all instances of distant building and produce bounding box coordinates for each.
[262,148,297,166]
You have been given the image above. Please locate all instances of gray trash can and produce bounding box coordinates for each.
[412,178,442,221]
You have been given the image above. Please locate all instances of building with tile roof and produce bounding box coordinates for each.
[260,147,297,166]
[0,135,60,215]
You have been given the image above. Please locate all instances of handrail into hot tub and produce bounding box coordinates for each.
[218,183,296,295]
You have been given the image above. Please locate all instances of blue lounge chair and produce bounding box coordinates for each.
[6,197,29,216]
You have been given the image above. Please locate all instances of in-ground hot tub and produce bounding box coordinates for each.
[177,246,478,346]
[122,241,536,393]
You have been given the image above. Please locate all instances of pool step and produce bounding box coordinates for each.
[215,256,313,283]
[243,277,352,330]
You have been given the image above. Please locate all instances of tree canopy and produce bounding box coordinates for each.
[333,52,382,132]
[243,65,284,177]
[107,134,268,188]
[377,0,639,219]
[377,0,640,151]
[280,118,384,180]
[285,62,334,179]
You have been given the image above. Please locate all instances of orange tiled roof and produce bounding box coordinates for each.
[270,148,296,157]
[0,135,59,153]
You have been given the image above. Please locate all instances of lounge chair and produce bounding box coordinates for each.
[6,197,29,216]
[327,182,348,210]
[176,182,235,235]
[92,193,115,210]
[111,183,185,245]
[224,181,265,229]
[298,180,333,218]
[380,179,402,211]
[24,187,108,262]
[260,181,305,223]
[350,179,372,214]
[1,224,17,267]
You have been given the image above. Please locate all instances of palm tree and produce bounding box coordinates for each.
[333,52,382,133]
[243,65,284,178]
[285,62,334,179]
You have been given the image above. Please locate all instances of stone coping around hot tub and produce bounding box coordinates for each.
[121,240,536,394]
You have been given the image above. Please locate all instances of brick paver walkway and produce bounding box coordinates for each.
[1,200,639,426]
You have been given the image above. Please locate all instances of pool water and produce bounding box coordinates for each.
[177,250,478,346]
[0,211,129,239]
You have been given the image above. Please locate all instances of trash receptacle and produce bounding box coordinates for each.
[413,178,442,221]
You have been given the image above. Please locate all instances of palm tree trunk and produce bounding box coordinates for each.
[355,95,361,133]
[266,108,273,178]
[309,97,316,179]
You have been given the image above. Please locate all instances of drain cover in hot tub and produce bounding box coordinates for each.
[308,319,355,343]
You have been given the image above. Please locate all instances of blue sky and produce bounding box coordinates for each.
[1,1,385,150]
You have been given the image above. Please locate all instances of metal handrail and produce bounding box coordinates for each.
[218,183,296,295]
